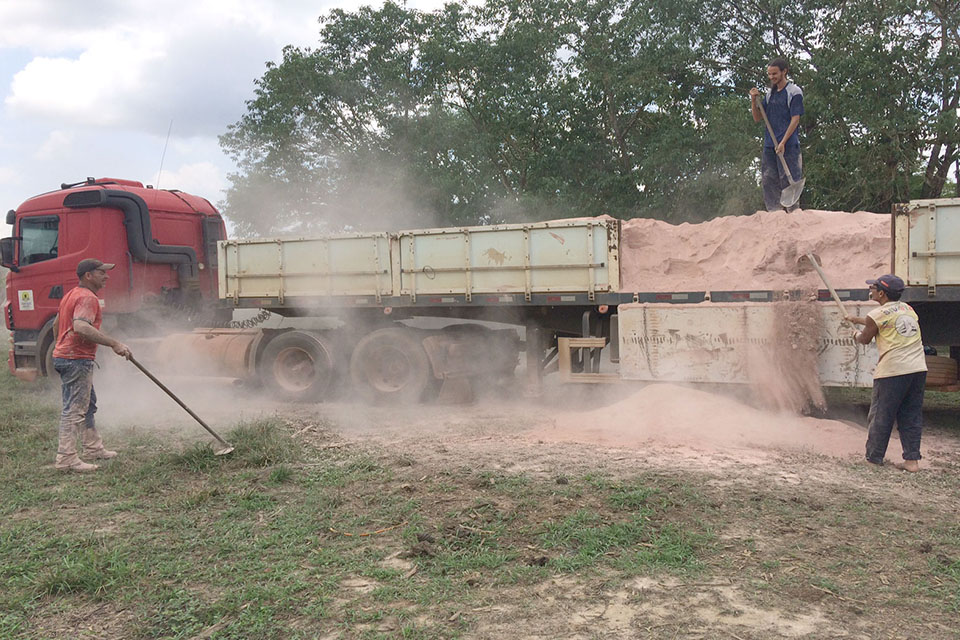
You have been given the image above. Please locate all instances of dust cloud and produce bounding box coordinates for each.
[90,354,268,445]
[226,155,441,237]
[89,206,893,459]
[746,297,827,414]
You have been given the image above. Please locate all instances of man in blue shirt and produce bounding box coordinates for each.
[749,58,804,211]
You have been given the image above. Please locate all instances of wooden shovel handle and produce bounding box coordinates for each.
[755,99,797,185]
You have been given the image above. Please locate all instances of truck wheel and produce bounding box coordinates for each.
[349,328,433,404]
[925,355,958,387]
[259,331,338,402]
[42,337,59,381]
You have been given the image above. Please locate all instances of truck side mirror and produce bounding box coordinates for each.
[0,237,18,272]
[5,209,14,225]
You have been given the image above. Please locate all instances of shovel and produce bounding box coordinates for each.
[756,99,805,209]
[129,356,235,455]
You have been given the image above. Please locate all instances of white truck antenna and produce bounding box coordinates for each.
[156,119,173,190]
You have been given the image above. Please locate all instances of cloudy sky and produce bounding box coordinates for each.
[0,0,450,232]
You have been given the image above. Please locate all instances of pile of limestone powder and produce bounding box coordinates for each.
[618,208,891,292]
[612,208,891,416]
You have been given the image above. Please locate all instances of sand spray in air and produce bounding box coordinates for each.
[746,297,826,414]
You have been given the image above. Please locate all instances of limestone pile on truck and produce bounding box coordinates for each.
[3,178,959,403]
[619,209,891,292]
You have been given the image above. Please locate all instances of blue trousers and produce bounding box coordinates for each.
[53,357,98,436]
[761,146,803,212]
[865,371,926,464]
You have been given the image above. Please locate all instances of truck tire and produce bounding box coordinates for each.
[925,355,958,387]
[349,328,433,404]
[42,336,60,381]
[259,331,338,402]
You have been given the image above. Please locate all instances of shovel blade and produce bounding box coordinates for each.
[780,178,805,209]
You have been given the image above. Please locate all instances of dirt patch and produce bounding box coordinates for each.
[28,598,137,639]
[283,388,960,639]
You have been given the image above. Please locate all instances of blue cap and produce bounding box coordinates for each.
[866,274,905,294]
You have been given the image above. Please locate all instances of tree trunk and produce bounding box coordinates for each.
[921,143,957,199]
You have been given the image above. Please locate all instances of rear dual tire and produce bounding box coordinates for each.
[925,355,958,387]
[259,331,339,402]
[349,328,434,404]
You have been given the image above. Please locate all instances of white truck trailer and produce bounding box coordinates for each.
[185,198,958,402]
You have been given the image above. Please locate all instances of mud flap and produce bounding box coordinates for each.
[436,377,474,404]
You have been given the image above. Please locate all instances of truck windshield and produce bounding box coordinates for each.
[20,216,59,265]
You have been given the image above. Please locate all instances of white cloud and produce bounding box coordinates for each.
[0,0,464,220]
[33,130,76,161]
[0,166,22,186]
[4,0,462,134]
[0,1,125,53]
[7,26,248,135]
[154,161,226,200]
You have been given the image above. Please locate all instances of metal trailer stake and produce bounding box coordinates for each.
[129,356,235,455]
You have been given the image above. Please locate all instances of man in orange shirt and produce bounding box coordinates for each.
[52,259,132,472]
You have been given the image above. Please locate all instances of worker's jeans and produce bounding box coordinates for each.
[865,371,926,464]
[53,357,98,438]
[761,146,803,212]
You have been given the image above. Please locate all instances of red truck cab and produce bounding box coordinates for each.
[2,178,227,380]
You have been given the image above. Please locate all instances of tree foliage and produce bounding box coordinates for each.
[220,0,960,235]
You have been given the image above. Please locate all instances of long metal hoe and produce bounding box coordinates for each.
[129,356,235,455]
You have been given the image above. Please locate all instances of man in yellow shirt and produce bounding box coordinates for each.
[846,274,927,471]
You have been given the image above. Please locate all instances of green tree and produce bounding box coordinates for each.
[710,0,960,210]
[220,0,960,234]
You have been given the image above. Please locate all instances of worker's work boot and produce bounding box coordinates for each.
[55,429,99,472]
[57,459,100,473]
[82,427,118,460]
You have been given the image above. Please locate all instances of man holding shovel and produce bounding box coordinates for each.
[750,58,805,211]
[51,259,132,472]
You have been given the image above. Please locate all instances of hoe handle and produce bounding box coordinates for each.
[805,254,852,324]
[129,356,232,448]
[756,100,797,186]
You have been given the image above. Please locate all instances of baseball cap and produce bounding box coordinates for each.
[866,274,905,294]
[76,258,116,277]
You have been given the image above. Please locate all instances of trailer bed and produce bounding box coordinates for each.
[617,302,878,387]
[218,220,620,306]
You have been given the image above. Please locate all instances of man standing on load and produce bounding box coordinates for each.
[846,274,927,472]
[52,259,132,472]
[749,58,804,211]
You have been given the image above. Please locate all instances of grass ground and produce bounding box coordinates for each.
[0,371,714,639]
[1,360,959,638]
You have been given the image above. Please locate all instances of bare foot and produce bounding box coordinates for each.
[894,461,920,473]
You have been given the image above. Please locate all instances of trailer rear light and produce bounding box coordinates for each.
[598,304,609,314]
[383,306,392,315]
